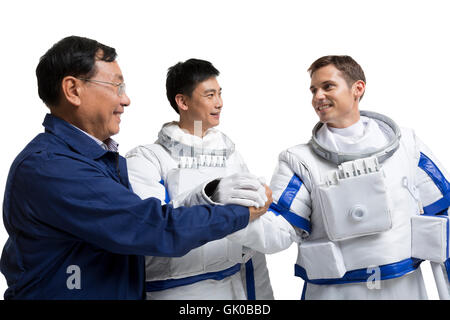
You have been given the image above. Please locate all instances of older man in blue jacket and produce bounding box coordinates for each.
[0,36,270,299]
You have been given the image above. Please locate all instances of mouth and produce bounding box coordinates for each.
[210,111,220,118]
[113,111,123,121]
[316,103,332,111]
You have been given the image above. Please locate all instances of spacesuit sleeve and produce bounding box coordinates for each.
[414,133,450,299]
[268,150,312,238]
[125,146,167,202]
[225,210,298,254]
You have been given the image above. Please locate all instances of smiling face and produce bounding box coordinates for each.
[77,60,131,141]
[177,77,223,136]
[310,64,364,128]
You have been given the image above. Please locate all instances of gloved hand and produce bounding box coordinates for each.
[211,173,267,207]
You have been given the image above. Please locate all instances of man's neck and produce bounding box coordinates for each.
[326,109,361,128]
[50,109,108,142]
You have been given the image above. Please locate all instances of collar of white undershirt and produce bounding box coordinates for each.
[70,124,119,152]
[327,118,365,138]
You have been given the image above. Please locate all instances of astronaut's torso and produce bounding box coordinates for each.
[141,124,249,281]
[289,126,421,272]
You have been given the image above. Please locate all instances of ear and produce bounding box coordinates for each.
[175,93,189,112]
[61,76,82,106]
[353,80,366,101]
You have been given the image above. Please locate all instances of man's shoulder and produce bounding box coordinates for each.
[280,142,312,158]
[11,132,55,169]
[10,131,103,180]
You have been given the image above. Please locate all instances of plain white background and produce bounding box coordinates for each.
[0,0,449,300]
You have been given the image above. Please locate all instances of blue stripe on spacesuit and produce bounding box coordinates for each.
[269,174,311,233]
[245,259,256,300]
[278,174,303,209]
[295,258,423,285]
[419,152,450,196]
[419,152,450,216]
[269,203,311,234]
[301,282,307,300]
[445,259,450,282]
[423,193,450,216]
[145,263,241,292]
[418,153,450,281]
[159,179,171,204]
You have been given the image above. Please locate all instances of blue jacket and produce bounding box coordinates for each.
[0,114,249,299]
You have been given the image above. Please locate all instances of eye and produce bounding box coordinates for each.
[324,83,334,90]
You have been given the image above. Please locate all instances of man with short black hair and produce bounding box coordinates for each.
[0,36,270,299]
[269,55,450,299]
[126,58,296,300]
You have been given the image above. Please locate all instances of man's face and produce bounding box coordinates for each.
[310,64,360,128]
[183,77,223,132]
[79,60,130,141]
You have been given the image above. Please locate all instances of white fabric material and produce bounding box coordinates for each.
[299,240,346,279]
[126,122,294,300]
[412,215,449,263]
[270,112,450,299]
[317,117,389,154]
[317,162,393,241]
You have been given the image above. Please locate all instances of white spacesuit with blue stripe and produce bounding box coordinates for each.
[126,122,296,300]
[269,111,450,299]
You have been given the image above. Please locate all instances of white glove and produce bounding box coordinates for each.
[212,173,267,207]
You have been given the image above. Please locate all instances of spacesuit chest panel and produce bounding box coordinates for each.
[316,156,393,241]
[166,156,229,199]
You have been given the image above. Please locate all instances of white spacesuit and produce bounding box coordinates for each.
[269,111,450,299]
[126,122,296,300]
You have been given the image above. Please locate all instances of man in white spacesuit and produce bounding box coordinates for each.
[126,59,295,300]
[269,55,450,299]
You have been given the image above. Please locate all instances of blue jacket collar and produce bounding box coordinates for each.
[42,113,111,159]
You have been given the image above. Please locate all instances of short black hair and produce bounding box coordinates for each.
[166,58,220,114]
[36,35,117,107]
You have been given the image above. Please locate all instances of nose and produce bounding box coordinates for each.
[215,95,223,109]
[121,92,131,108]
[313,88,326,101]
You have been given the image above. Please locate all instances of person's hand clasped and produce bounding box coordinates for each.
[248,184,272,222]
[212,172,267,207]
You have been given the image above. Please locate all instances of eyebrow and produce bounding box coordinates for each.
[203,87,222,94]
[115,74,124,82]
[310,80,334,90]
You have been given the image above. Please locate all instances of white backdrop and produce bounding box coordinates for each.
[0,0,449,300]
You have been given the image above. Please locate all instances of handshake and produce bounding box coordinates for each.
[208,173,273,222]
